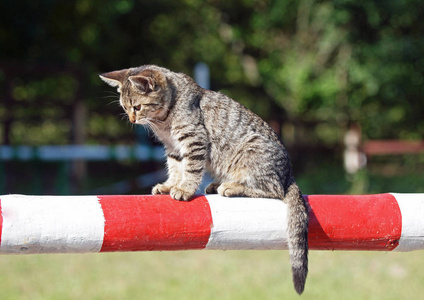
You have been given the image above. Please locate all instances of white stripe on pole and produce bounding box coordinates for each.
[392,193,424,252]
[0,195,105,254]
[205,195,288,250]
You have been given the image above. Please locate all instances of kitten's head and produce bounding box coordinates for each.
[99,67,171,125]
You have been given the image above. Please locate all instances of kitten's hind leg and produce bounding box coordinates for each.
[217,182,247,197]
[217,181,279,199]
[205,182,221,194]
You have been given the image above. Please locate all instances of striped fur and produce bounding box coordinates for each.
[100,65,309,294]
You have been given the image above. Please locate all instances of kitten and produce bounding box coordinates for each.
[100,65,309,294]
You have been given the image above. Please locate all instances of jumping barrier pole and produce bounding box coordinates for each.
[0,193,423,254]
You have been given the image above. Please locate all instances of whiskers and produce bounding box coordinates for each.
[103,90,120,97]
[118,112,128,121]
[107,99,121,107]
[101,91,121,106]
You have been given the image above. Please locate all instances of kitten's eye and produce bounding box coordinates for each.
[134,104,141,111]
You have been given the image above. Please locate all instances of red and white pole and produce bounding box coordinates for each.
[0,193,423,254]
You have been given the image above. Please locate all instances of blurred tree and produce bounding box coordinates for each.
[0,0,423,147]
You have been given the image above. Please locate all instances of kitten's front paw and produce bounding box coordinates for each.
[170,186,194,201]
[152,183,171,195]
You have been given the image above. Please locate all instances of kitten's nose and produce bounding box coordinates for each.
[129,115,136,123]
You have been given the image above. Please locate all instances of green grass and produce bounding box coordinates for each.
[0,250,423,299]
[2,158,423,299]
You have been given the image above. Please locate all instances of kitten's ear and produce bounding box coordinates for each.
[99,69,128,92]
[129,76,155,94]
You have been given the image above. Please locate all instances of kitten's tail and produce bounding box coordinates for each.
[284,182,309,295]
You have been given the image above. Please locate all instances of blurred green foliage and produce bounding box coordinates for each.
[0,0,424,195]
[1,0,423,146]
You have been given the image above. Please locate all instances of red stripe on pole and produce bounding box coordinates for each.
[98,195,213,252]
[306,193,402,251]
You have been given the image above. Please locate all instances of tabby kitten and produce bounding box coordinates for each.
[100,65,309,294]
